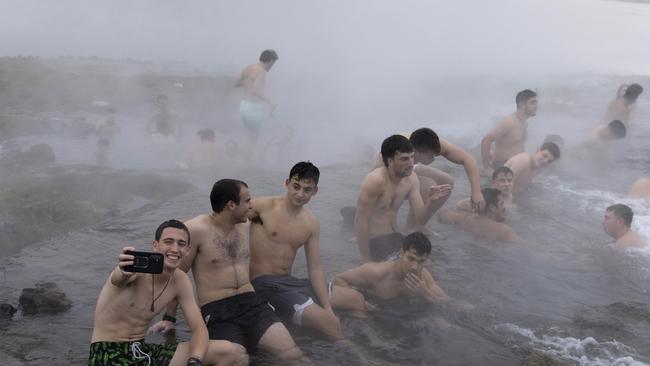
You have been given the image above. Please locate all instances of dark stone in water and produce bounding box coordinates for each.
[524,351,573,366]
[340,206,356,230]
[19,282,72,315]
[0,303,17,319]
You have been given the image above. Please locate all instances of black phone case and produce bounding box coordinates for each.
[123,250,164,274]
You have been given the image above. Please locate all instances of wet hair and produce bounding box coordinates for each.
[154,219,190,243]
[515,89,537,107]
[409,128,441,155]
[259,49,279,63]
[539,141,561,160]
[198,128,215,141]
[623,83,643,102]
[606,204,633,227]
[481,188,501,214]
[381,135,413,167]
[607,120,626,139]
[289,161,320,185]
[210,179,249,213]
[543,134,565,149]
[402,232,431,256]
[492,166,513,180]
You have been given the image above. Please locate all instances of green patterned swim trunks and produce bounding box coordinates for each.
[88,340,177,366]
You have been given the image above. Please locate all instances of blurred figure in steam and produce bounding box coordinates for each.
[186,128,220,169]
[605,83,643,129]
[602,204,646,249]
[481,89,538,178]
[234,49,279,164]
[629,178,650,199]
[148,94,180,144]
[96,107,120,143]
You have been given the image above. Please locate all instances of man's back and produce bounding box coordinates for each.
[184,214,254,305]
[238,64,267,103]
[492,114,527,162]
[249,196,317,279]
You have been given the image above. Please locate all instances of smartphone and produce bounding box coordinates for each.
[123,250,164,274]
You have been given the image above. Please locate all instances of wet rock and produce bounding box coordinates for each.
[0,303,17,319]
[524,351,573,366]
[19,282,72,315]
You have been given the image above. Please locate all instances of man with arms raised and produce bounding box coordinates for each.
[89,219,240,366]
[356,135,452,262]
[158,180,309,365]
[456,166,515,212]
[438,188,524,243]
[505,141,561,194]
[602,204,647,249]
[234,49,279,163]
[605,83,643,128]
[371,128,484,226]
[249,162,342,340]
[329,232,449,317]
[481,89,538,177]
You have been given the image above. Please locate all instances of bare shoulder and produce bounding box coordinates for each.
[361,168,387,192]
[252,196,277,211]
[505,152,528,167]
[362,261,391,279]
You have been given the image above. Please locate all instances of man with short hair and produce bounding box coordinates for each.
[356,135,452,263]
[89,219,243,366]
[329,232,449,317]
[249,162,343,340]
[456,166,514,212]
[602,204,647,249]
[157,180,309,365]
[372,128,484,224]
[234,49,279,163]
[605,83,644,128]
[505,141,561,194]
[438,188,524,243]
[481,89,538,177]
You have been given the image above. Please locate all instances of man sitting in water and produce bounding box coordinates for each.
[234,49,278,163]
[249,162,343,340]
[456,166,515,212]
[629,178,650,199]
[148,94,181,144]
[605,83,644,128]
[481,89,538,178]
[370,127,485,227]
[89,219,243,366]
[505,141,561,194]
[438,188,524,243]
[329,232,449,317]
[186,129,220,169]
[602,204,647,249]
[356,135,452,262]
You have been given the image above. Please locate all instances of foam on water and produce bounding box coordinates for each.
[497,323,649,366]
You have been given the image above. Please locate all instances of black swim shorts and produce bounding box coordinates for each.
[251,275,321,325]
[200,292,279,350]
[369,232,405,262]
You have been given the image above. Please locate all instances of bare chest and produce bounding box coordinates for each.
[201,228,250,265]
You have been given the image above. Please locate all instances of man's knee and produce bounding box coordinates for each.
[205,341,249,366]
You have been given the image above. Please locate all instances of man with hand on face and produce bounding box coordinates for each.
[505,141,561,195]
[481,89,538,178]
[356,135,452,263]
[329,232,449,317]
[89,219,240,366]
[249,162,343,341]
[155,180,310,365]
[602,204,647,249]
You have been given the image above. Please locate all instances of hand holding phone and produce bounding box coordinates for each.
[122,249,164,274]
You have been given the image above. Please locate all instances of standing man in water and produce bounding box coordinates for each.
[505,141,561,194]
[234,49,279,163]
[605,83,643,128]
[157,179,310,365]
[356,135,452,262]
[602,204,647,249]
[481,89,538,178]
[89,219,242,366]
[249,162,343,340]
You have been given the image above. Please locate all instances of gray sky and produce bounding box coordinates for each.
[2,0,650,77]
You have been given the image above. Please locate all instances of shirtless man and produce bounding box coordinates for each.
[605,83,644,128]
[330,232,449,317]
[148,94,180,144]
[438,188,524,243]
[371,128,484,226]
[571,120,626,160]
[505,141,561,194]
[356,135,452,263]
[481,89,538,177]
[158,180,309,365]
[234,49,279,163]
[456,166,514,212]
[629,178,650,199]
[89,219,241,366]
[186,129,220,168]
[602,204,647,249]
[247,162,342,340]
